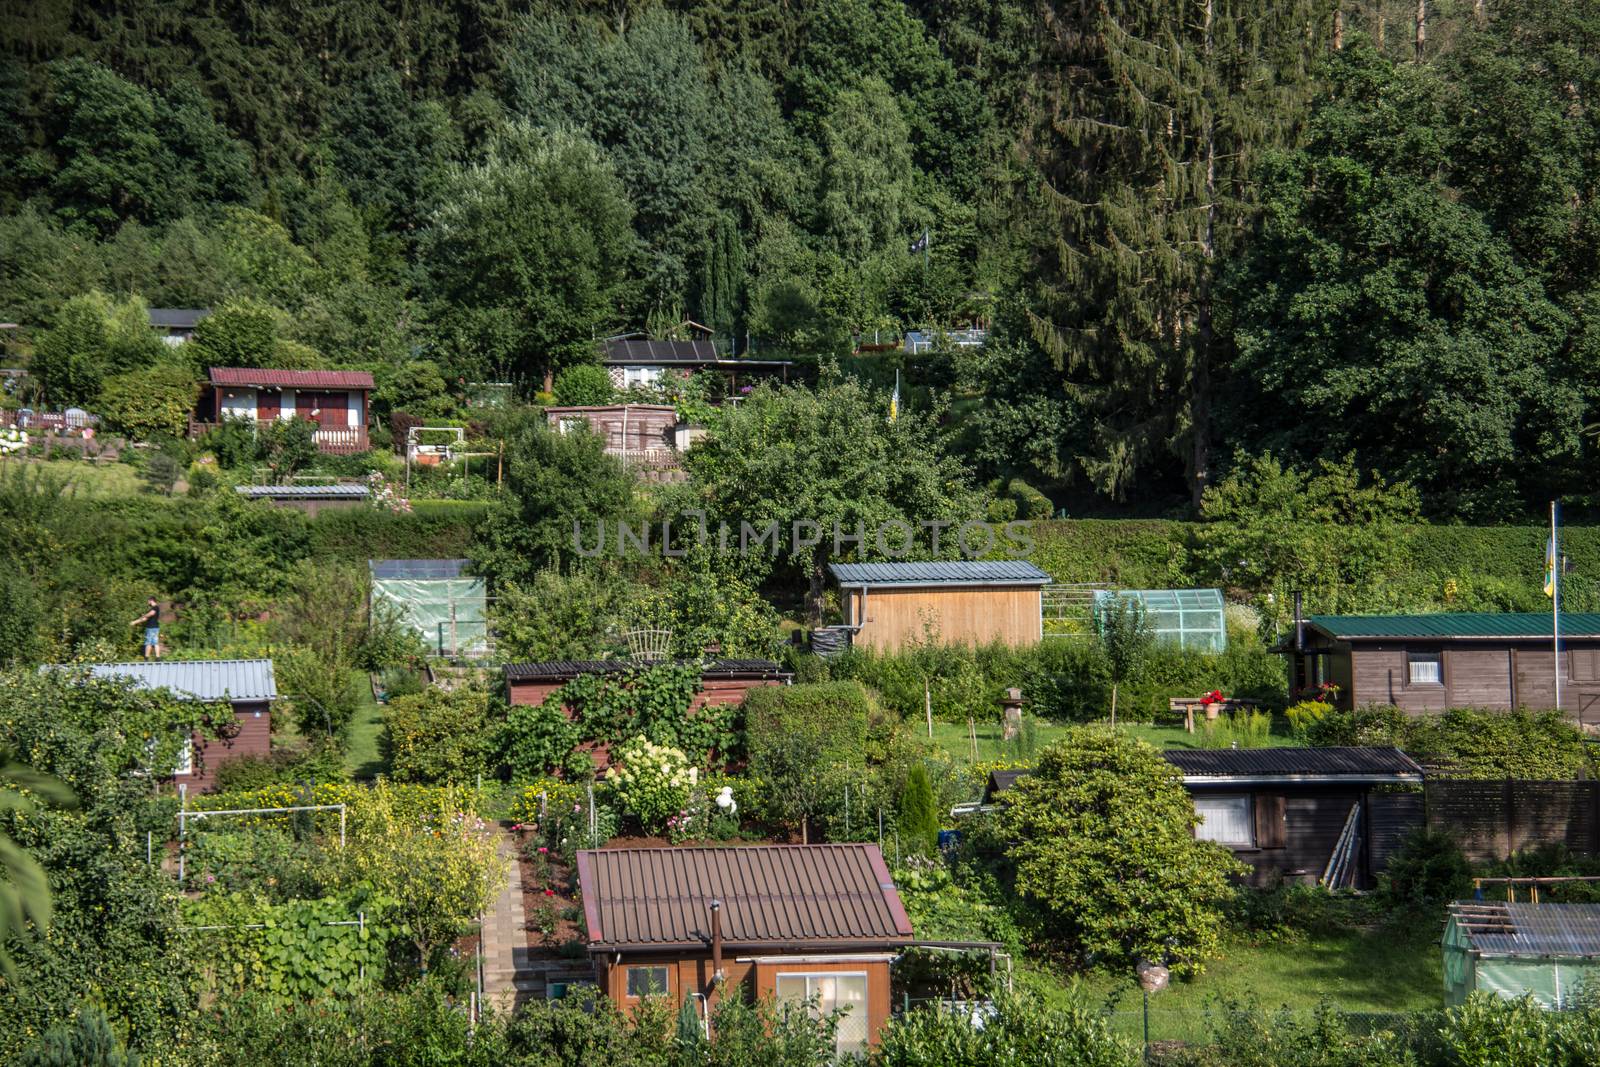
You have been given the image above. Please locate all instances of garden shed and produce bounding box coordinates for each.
[65,659,276,792]
[829,560,1050,651]
[576,843,914,1055]
[1443,901,1600,1009]
[503,658,789,710]
[1092,588,1227,652]
[369,559,489,657]
[235,483,369,516]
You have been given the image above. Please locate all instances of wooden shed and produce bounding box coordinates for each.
[1287,612,1600,723]
[981,746,1425,889]
[74,659,277,792]
[235,483,369,516]
[829,561,1050,651]
[576,844,914,1055]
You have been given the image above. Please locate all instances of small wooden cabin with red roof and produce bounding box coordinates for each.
[191,367,375,453]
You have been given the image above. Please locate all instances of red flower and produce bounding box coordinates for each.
[544,889,556,896]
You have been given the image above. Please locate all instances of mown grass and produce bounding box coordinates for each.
[343,670,388,780]
[17,455,148,496]
[1021,924,1443,1045]
[926,718,1303,765]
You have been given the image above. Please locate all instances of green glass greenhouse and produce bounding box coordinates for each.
[1092,588,1228,652]
[1443,901,1600,1009]
[369,559,489,657]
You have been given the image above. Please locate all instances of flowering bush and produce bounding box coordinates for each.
[666,781,742,843]
[0,427,27,454]
[605,736,695,834]
[367,470,412,513]
[510,777,619,863]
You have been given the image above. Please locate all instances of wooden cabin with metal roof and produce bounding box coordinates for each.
[827,560,1051,652]
[503,657,791,711]
[576,844,914,1054]
[1286,612,1600,722]
[979,746,1426,889]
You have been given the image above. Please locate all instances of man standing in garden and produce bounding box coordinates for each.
[131,597,161,659]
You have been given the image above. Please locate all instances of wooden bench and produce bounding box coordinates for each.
[1170,696,1262,733]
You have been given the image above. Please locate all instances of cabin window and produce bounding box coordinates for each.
[775,973,868,1056]
[1408,652,1443,686]
[625,966,668,998]
[173,738,194,776]
[1194,794,1254,848]
[1573,649,1600,682]
[556,418,581,436]
[623,365,661,388]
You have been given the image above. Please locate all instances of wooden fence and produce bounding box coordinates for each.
[1424,780,1600,864]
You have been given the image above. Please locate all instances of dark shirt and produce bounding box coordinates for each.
[142,606,160,628]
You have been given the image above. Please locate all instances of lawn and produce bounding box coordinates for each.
[343,670,388,780]
[14,455,148,496]
[927,718,1303,766]
[1030,926,1444,1044]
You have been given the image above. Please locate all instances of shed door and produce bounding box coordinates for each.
[297,391,344,427]
[256,390,280,421]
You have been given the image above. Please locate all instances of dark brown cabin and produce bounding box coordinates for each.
[981,746,1426,889]
[503,658,791,711]
[74,659,276,792]
[1287,613,1600,725]
[576,844,913,1055]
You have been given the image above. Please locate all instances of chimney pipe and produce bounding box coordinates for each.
[1293,592,1304,653]
[709,899,724,989]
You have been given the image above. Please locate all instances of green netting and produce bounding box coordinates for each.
[371,576,488,656]
[1093,588,1227,652]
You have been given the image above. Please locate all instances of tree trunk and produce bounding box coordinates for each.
[807,550,827,624]
[1415,0,1427,62]
[1474,0,1486,26]
[1110,681,1119,727]
[1192,0,1217,511]
[1334,8,1344,49]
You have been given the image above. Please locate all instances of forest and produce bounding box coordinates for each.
[3,0,1597,519]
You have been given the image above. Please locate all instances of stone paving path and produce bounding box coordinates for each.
[480,828,527,1014]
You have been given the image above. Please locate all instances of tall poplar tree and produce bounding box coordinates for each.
[1024,0,1331,503]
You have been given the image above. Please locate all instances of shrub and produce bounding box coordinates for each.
[382,687,491,785]
[604,736,695,834]
[493,699,589,783]
[1285,700,1334,739]
[996,728,1246,976]
[896,764,939,857]
[99,362,199,440]
[1380,828,1472,915]
[552,363,615,406]
[202,419,259,469]
[745,681,872,839]
[1007,477,1053,520]
[212,747,346,792]
[17,1004,138,1067]
[879,993,1138,1067]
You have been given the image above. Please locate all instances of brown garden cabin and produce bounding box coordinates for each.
[504,658,791,711]
[981,746,1425,889]
[544,404,691,482]
[1287,612,1600,724]
[829,561,1051,652]
[576,844,914,1055]
[191,367,374,454]
[70,659,276,792]
[600,337,793,392]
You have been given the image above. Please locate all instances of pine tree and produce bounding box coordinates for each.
[1025,0,1331,503]
[895,764,939,858]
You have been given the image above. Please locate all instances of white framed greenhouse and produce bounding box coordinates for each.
[1092,588,1228,652]
[369,559,489,657]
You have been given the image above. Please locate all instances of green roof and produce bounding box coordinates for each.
[1308,613,1600,639]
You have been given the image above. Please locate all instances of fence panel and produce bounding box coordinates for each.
[1425,780,1600,864]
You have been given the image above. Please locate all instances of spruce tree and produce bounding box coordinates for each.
[1025,0,1331,503]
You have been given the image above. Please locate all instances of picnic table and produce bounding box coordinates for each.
[1169,694,1262,733]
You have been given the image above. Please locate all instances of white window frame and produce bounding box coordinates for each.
[774,971,870,1057]
[622,365,662,388]
[625,965,669,999]
[1408,652,1443,687]
[173,737,195,777]
[1193,793,1254,848]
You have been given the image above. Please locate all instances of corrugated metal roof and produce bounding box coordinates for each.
[1309,612,1600,639]
[369,559,471,579]
[236,484,369,499]
[829,560,1052,587]
[67,659,277,702]
[148,307,210,329]
[504,658,789,682]
[982,747,1422,802]
[577,844,914,950]
[1450,902,1600,957]
[209,367,375,390]
[1163,746,1424,781]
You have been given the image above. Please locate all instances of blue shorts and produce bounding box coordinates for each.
[144,626,160,647]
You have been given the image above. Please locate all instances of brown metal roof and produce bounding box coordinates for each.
[576,844,914,951]
[209,367,375,390]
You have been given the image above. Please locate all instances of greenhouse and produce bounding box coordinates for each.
[369,559,489,657]
[1092,588,1227,652]
[1443,901,1600,1009]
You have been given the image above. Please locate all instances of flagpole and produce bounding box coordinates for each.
[1553,500,1562,713]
